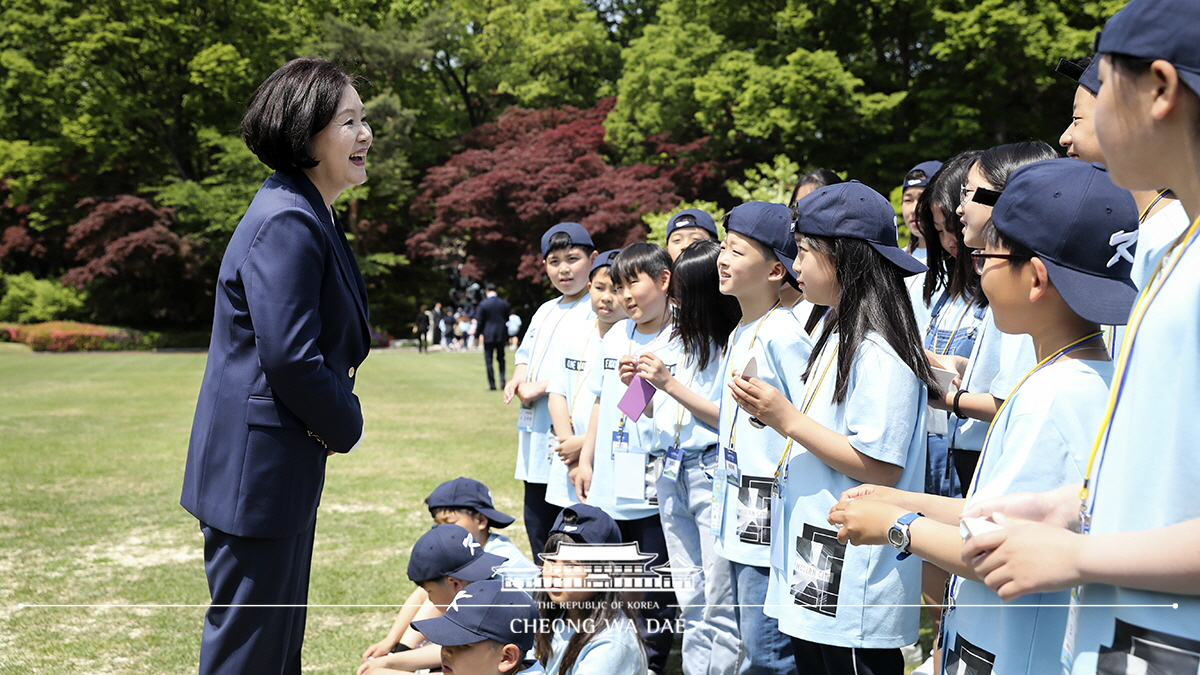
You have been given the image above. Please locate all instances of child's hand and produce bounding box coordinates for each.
[362,640,393,662]
[637,353,674,389]
[573,464,593,502]
[728,375,795,431]
[959,486,1080,531]
[515,380,546,406]
[503,378,520,404]
[961,512,1084,601]
[618,355,638,386]
[925,350,968,378]
[554,435,584,465]
[828,497,906,546]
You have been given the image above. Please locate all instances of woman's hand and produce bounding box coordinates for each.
[728,375,797,432]
[828,497,907,546]
[618,355,638,386]
[637,353,675,390]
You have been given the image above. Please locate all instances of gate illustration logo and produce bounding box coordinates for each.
[736,475,773,545]
[789,523,845,617]
[1096,619,1200,675]
[945,633,995,675]
[500,542,701,592]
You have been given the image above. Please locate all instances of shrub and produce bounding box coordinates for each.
[12,321,156,352]
[0,273,87,324]
[0,323,16,342]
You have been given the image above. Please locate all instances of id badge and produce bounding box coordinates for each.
[770,491,786,570]
[517,404,535,431]
[611,430,631,454]
[711,479,726,532]
[614,451,647,500]
[723,446,741,487]
[662,445,682,482]
[927,405,948,435]
[1060,587,1081,672]
[547,435,559,460]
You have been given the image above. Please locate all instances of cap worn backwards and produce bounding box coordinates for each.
[1055,56,1101,95]
[990,158,1139,325]
[1097,0,1200,97]
[791,181,927,276]
[549,503,622,546]
[724,201,799,279]
[591,248,622,275]
[411,579,539,652]
[902,160,944,190]
[667,208,719,238]
[426,477,515,529]
[406,523,507,584]
[540,222,594,257]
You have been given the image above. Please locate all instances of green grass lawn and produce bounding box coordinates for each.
[0,348,526,674]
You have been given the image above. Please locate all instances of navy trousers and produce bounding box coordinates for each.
[198,519,316,675]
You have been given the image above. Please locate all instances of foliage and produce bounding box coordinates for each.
[10,321,155,351]
[0,272,87,324]
[409,98,682,287]
[726,155,802,205]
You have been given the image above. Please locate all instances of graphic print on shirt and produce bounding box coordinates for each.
[944,632,996,675]
[789,523,845,617]
[735,475,773,545]
[1096,619,1200,675]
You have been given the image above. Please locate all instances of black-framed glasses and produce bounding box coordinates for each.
[971,251,1023,274]
[960,184,1002,206]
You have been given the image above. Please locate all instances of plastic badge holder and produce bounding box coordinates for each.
[959,516,1004,540]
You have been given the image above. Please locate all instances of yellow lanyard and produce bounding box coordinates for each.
[723,302,781,452]
[773,336,839,484]
[1079,215,1200,513]
[528,296,587,381]
[565,321,598,433]
[616,318,672,437]
[965,331,1104,496]
[1137,188,1171,222]
[931,294,972,356]
[670,366,700,448]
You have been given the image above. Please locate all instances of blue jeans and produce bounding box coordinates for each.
[731,562,798,675]
[657,447,740,675]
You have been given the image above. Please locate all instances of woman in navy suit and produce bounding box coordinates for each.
[181,57,373,675]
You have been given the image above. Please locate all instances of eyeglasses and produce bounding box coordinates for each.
[960,184,1003,206]
[970,251,1024,274]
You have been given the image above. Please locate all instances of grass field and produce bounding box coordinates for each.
[0,347,528,674]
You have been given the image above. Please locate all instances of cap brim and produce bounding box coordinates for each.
[411,615,486,647]
[1040,258,1137,325]
[1179,68,1200,100]
[774,251,798,280]
[450,551,507,583]
[479,507,514,529]
[871,243,927,275]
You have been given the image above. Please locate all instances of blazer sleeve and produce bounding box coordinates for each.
[241,206,363,452]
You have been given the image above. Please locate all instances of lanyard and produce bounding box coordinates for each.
[615,318,673,442]
[966,332,1104,497]
[723,302,781,452]
[566,321,599,432]
[669,365,700,448]
[1137,189,1171,223]
[773,336,839,484]
[528,296,587,381]
[928,292,972,356]
[1079,215,1200,520]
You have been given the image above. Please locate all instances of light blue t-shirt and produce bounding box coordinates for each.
[907,272,932,333]
[1066,223,1200,675]
[765,332,926,649]
[712,307,813,568]
[949,308,1036,451]
[942,358,1113,675]
[1131,200,1188,290]
[485,532,537,577]
[652,342,722,456]
[584,319,676,521]
[513,294,595,483]
[542,614,648,675]
[545,321,605,508]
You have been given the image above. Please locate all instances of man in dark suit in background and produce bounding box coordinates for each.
[475,283,511,390]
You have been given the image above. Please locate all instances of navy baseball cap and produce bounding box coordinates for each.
[902,161,943,190]
[992,158,1139,325]
[411,580,539,652]
[1055,56,1101,95]
[540,222,594,257]
[407,524,507,584]
[426,477,515,529]
[667,208,719,238]
[723,202,799,278]
[549,504,621,545]
[792,181,927,275]
[1097,0,1200,97]
[591,248,621,276]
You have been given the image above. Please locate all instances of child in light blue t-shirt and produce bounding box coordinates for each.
[504,223,598,558]
[732,184,938,675]
[831,158,1139,675]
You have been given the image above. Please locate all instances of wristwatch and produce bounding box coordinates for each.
[888,512,924,560]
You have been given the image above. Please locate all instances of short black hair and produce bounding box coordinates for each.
[609,242,671,287]
[241,58,354,172]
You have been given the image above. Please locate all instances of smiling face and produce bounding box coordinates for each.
[957,163,997,249]
[792,235,840,308]
[303,85,371,205]
[588,267,626,326]
[1060,86,1103,163]
[544,247,594,299]
[717,230,782,301]
[666,226,714,261]
[615,269,670,328]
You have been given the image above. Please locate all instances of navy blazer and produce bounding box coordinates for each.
[181,171,370,539]
[475,294,511,345]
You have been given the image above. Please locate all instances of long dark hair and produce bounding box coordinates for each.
[534,532,643,674]
[920,150,985,307]
[976,142,1059,191]
[669,240,740,370]
[802,237,942,403]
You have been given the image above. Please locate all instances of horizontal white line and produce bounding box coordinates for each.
[14,603,1180,609]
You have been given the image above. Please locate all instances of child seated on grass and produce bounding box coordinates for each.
[411,579,542,675]
[358,523,508,675]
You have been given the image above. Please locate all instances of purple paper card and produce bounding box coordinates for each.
[617,376,656,421]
